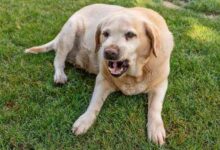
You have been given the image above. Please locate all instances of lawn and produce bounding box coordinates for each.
[0,0,220,149]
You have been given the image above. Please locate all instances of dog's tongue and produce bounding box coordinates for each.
[109,61,123,75]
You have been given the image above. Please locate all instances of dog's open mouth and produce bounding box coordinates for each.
[107,59,129,77]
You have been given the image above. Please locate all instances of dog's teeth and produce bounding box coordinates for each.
[113,62,117,68]
[108,60,129,77]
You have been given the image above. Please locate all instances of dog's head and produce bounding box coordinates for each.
[95,13,160,78]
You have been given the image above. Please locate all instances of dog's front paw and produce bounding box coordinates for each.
[54,71,67,84]
[72,112,96,135]
[147,120,166,145]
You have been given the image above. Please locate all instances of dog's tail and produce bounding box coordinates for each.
[25,39,56,54]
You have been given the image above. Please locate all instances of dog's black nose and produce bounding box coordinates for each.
[104,48,119,60]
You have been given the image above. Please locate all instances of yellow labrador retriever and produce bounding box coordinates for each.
[26,4,174,145]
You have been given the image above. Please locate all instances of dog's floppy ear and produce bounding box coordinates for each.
[95,23,102,53]
[144,21,161,57]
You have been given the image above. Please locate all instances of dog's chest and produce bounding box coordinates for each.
[115,78,148,95]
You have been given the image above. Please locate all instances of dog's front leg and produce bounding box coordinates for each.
[72,74,115,135]
[147,79,168,145]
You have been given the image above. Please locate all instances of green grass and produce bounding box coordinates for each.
[168,0,220,14]
[187,0,220,14]
[0,0,220,149]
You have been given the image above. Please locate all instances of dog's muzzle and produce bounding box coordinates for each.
[104,48,119,60]
[104,47,129,77]
[107,59,129,77]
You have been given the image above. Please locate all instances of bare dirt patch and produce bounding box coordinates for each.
[162,1,182,10]
[163,0,219,20]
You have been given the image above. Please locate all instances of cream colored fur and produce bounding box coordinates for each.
[25,4,174,145]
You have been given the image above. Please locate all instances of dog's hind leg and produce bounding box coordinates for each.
[53,16,83,84]
[53,48,69,84]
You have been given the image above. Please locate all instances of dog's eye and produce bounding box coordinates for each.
[125,31,136,40]
[103,31,110,38]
